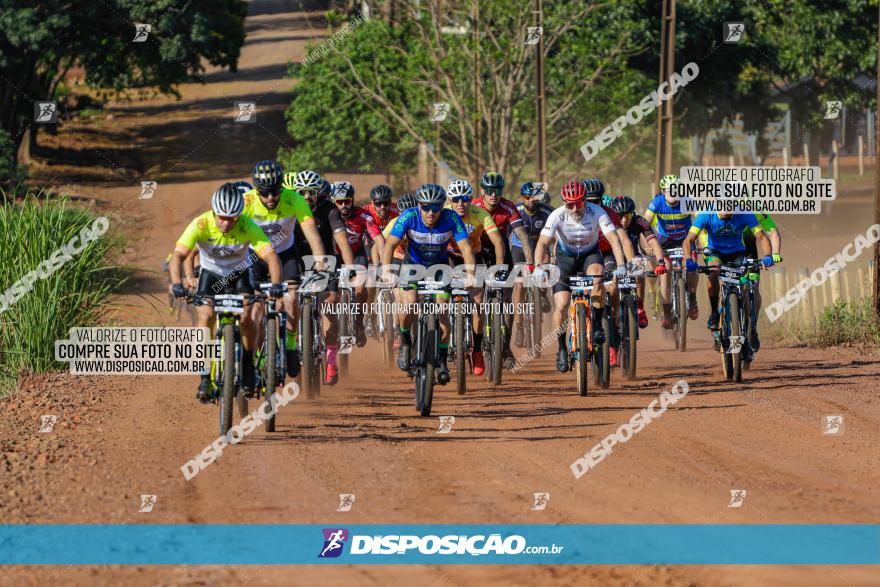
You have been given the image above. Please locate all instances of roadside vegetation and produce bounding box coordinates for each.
[769,297,880,348]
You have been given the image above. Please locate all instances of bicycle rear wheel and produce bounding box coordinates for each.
[339,289,351,378]
[263,315,277,432]
[219,323,235,437]
[601,308,612,389]
[576,304,589,396]
[675,274,687,351]
[491,305,503,387]
[729,293,743,382]
[622,296,638,379]
[528,286,542,356]
[453,306,467,395]
[300,300,316,399]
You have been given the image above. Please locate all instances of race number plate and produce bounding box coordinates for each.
[618,275,637,289]
[666,247,684,259]
[417,280,445,296]
[258,282,289,294]
[719,265,745,285]
[214,294,245,315]
[485,279,507,288]
[569,275,593,292]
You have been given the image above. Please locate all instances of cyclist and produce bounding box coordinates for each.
[445,179,504,376]
[611,196,667,328]
[681,209,774,362]
[473,172,535,369]
[742,212,783,333]
[381,193,417,350]
[288,171,355,385]
[242,160,326,380]
[329,181,385,348]
[382,183,475,384]
[361,184,399,338]
[512,181,554,348]
[169,183,283,401]
[532,180,627,373]
[644,174,700,328]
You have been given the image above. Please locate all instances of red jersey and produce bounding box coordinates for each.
[338,206,382,254]
[597,205,623,253]
[473,196,523,236]
[361,201,399,231]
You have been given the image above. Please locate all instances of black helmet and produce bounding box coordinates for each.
[397,193,417,211]
[330,181,355,201]
[252,160,283,191]
[370,184,393,203]
[583,178,605,201]
[317,179,331,200]
[479,172,505,190]
[612,196,636,216]
[414,183,446,205]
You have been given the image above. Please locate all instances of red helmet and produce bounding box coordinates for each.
[560,180,586,203]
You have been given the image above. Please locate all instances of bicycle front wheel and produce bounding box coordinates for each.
[622,296,638,380]
[729,293,743,382]
[491,306,503,387]
[219,323,235,437]
[263,315,277,432]
[675,274,687,352]
[453,306,467,395]
[576,304,589,396]
[300,300,316,399]
[339,289,351,378]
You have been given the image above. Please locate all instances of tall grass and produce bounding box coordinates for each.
[0,196,125,392]
[768,297,880,348]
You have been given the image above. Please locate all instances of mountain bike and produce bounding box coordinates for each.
[298,270,330,399]
[449,277,473,395]
[667,246,690,351]
[616,258,656,380]
[698,258,763,382]
[567,272,611,396]
[375,284,396,367]
[253,283,288,432]
[482,274,506,387]
[406,279,447,416]
[522,281,543,356]
[337,267,356,378]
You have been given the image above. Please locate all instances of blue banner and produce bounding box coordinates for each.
[0,525,877,565]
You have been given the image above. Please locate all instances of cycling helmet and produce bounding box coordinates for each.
[397,193,417,211]
[288,169,322,192]
[212,182,244,217]
[415,183,447,205]
[252,160,283,191]
[317,179,331,200]
[369,184,393,203]
[520,181,544,198]
[479,172,505,190]
[232,180,252,195]
[601,194,615,207]
[330,181,355,201]
[560,180,586,203]
[659,174,678,190]
[583,178,605,200]
[447,179,474,199]
[612,196,636,216]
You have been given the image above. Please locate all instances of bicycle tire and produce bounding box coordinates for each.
[576,303,589,396]
[301,300,316,399]
[675,273,688,351]
[622,296,638,379]
[339,289,351,378]
[220,323,235,437]
[729,293,743,382]
[263,315,277,432]
[454,304,467,395]
[591,309,603,388]
[491,305,503,387]
[601,309,612,389]
[421,313,436,416]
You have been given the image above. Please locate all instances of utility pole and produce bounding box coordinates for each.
[535,0,547,184]
[473,0,481,188]
[654,0,676,181]
[873,0,880,317]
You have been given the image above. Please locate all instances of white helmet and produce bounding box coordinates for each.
[289,170,322,191]
[211,183,244,217]
[447,179,473,199]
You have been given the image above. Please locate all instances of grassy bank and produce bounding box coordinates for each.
[768,297,880,348]
[0,195,124,393]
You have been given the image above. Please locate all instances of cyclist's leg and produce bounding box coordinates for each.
[553,249,575,371]
[658,238,673,320]
[323,270,340,382]
[276,248,302,375]
[249,256,269,350]
[510,245,527,342]
[232,270,257,390]
[705,249,724,329]
[194,269,224,398]
[583,252,607,344]
[351,250,370,345]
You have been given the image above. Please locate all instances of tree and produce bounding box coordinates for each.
[0,0,247,178]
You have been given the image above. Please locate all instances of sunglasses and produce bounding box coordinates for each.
[334,198,353,206]
[300,189,318,197]
[216,214,240,222]
[484,188,503,196]
[374,201,391,207]
[258,187,280,197]
[564,201,584,209]
[449,196,471,204]
[420,203,443,213]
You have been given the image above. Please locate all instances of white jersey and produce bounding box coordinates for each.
[540,203,616,255]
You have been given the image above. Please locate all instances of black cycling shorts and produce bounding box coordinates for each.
[251,245,301,288]
[553,248,605,294]
[196,267,253,303]
[659,236,686,252]
[705,249,747,265]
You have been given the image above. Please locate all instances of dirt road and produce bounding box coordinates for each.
[3,2,879,585]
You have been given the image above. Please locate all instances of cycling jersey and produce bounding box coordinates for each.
[689,213,763,254]
[339,205,382,255]
[596,205,623,254]
[294,199,346,257]
[540,204,617,256]
[382,217,407,260]
[362,201,399,231]
[445,202,498,255]
[624,214,657,249]
[511,202,553,249]
[389,208,468,265]
[473,196,524,236]
[645,194,692,241]
[242,188,314,253]
[176,211,273,276]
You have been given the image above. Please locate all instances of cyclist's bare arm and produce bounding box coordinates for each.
[533,234,553,267]
[456,238,476,283]
[681,230,699,260]
[301,220,326,263]
[642,234,665,264]
[754,229,771,258]
[513,226,535,264]
[616,227,636,261]
[334,231,355,266]
[381,235,401,267]
[183,249,197,288]
[256,248,283,284]
[605,230,627,267]
[767,228,781,256]
[169,246,190,287]
[486,229,506,265]
[370,234,385,265]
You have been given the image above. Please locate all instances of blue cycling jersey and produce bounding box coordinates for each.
[511,203,553,248]
[389,208,468,265]
[646,193,692,241]
[691,213,761,254]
